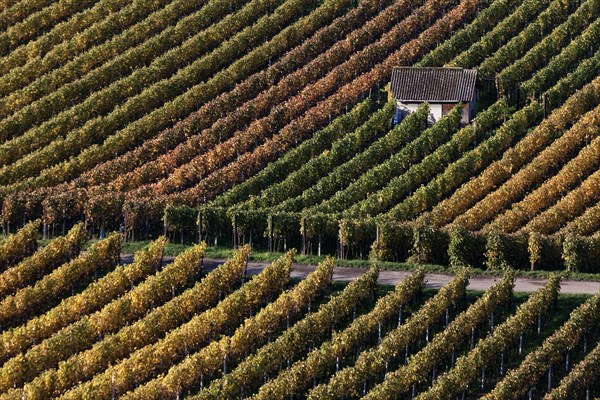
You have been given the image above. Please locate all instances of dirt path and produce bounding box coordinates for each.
[124,255,600,295]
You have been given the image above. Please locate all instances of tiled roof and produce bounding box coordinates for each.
[390,67,477,102]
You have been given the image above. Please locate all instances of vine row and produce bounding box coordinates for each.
[276,101,427,213]
[0,219,39,271]
[479,0,574,80]
[0,0,298,173]
[0,238,171,393]
[126,257,339,400]
[0,222,85,300]
[448,0,552,69]
[132,0,446,199]
[312,103,431,214]
[544,338,600,399]
[57,249,293,400]
[0,0,98,56]
[170,0,481,207]
[0,233,154,363]
[435,78,600,229]
[0,0,188,114]
[253,101,395,210]
[188,265,379,400]
[76,0,389,190]
[308,269,470,400]
[417,275,561,399]
[0,233,120,330]
[211,100,373,208]
[384,102,543,221]
[341,103,486,218]
[10,245,254,400]
[483,293,600,400]
[252,270,425,400]
[363,272,515,400]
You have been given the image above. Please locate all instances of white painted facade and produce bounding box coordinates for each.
[396,100,475,125]
[396,101,442,124]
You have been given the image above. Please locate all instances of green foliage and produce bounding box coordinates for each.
[545,336,600,399]
[164,205,198,233]
[448,224,472,268]
[153,259,351,400]
[448,0,553,69]
[363,271,515,400]
[562,231,583,272]
[313,103,431,214]
[251,270,424,400]
[0,0,99,57]
[254,100,392,210]
[61,247,291,400]
[528,231,544,271]
[1,1,600,399]
[418,0,517,67]
[408,220,436,265]
[483,293,600,400]
[369,221,413,262]
[0,238,168,394]
[418,275,560,400]
[212,100,373,208]
[485,227,507,271]
[309,269,471,400]
[0,233,120,329]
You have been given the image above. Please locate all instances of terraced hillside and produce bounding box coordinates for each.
[0,0,597,254]
[0,226,597,399]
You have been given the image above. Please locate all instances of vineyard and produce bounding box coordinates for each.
[1,0,597,272]
[1,0,600,396]
[0,228,596,399]
[0,0,596,263]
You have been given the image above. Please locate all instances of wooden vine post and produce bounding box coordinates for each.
[163,213,168,237]
[301,217,307,256]
[197,210,203,244]
[268,215,274,253]
[318,234,322,257]
[233,214,238,249]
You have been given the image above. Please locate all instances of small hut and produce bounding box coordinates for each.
[390,67,477,124]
